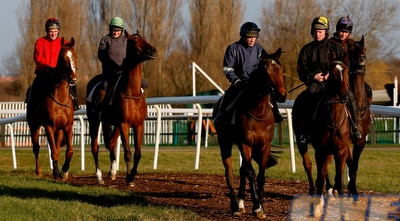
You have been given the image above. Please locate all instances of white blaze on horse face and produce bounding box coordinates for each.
[66,51,76,74]
[336,64,343,81]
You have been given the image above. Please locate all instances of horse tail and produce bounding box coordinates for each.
[266,150,281,168]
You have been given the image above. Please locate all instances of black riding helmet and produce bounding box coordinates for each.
[336,15,353,33]
[240,22,261,37]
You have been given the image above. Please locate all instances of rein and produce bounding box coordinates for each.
[247,99,272,121]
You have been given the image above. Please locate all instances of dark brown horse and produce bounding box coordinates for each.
[213,48,286,218]
[348,35,372,194]
[86,30,156,186]
[27,38,78,181]
[293,54,352,215]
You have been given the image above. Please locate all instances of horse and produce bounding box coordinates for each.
[293,53,353,215]
[347,35,372,194]
[26,38,78,181]
[213,48,286,218]
[86,30,156,186]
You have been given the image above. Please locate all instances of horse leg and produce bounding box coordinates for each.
[348,141,364,195]
[237,163,246,214]
[30,126,42,177]
[45,127,61,180]
[252,148,271,219]
[325,154,334,195]
[119,123,134,186]
[240,145,266,219]
[314,149,327,217]
[219,139,240,217]
[107,125,120,181]
[61,128,74,181]
[128,123,144,185]
[90,119,104,184]
[297,143,315,194]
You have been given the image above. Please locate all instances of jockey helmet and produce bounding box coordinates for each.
[240,22,261,37]
[45,17,61,31]
[311,16,329,37]
[109,17,124,30]
[336,15,353,33]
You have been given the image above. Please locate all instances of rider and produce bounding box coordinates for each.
[97,16,148,105]
[329,16,373,98]
[30,17,80,110]
[214,21,283,124]
[296,16,361,144]
[330,16,370,140]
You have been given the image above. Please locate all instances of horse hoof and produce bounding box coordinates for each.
[97,179,105,185]
[232,211,241,217]
[61,171,69,181]
[108,171,117,180]
[253,205,266,219]
[127,181,135,187]
[238,199,245,213]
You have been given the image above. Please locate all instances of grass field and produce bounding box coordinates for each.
[0,145,400,220]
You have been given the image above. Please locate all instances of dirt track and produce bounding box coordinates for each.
[66,172,311,220]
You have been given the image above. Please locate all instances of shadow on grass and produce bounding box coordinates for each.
[0,176,148,207]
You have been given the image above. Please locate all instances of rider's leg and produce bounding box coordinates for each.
[348,91,362,141]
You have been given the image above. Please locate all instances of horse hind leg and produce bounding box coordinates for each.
[31,126,42,177]
[219,140,240,217]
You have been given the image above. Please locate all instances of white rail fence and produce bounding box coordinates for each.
[1,96,400,173]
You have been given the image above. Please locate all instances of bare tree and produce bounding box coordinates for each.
[260,0,400,98]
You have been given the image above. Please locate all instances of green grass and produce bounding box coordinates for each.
[0,145,400,220]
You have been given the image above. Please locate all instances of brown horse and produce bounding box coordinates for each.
[293,53,352,208]
[27,38,78,181]
[348,35,372,194]
[213,48,286,218]
[86,30,156,186]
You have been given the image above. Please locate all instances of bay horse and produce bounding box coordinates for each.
[293,53,353,215]
[26,38,78,181]
[348,35,372,194]
[86,30,156,186]
[213,48,286,218]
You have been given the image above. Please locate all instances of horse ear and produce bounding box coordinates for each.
[136,30,140,36]
[124,29,130,37]
[360,35,365,46]
[69,37,75,47]
[275,48,282,59]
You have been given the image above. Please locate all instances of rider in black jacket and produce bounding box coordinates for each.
[296,16,361,144]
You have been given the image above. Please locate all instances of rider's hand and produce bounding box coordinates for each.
[234,79,245,89]
[314,72,329,82]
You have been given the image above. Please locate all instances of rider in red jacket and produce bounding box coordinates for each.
[28,18,80,110]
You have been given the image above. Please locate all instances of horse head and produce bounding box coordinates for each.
[349,35,367,72]
[58,37,78,86]
[124,30,156,63]
[259,48,286,103]
[328,52,349,100]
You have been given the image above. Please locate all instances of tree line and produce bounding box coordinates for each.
[1,0,400,102]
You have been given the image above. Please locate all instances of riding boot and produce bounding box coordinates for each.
[214,85,239,124]
[96,89,107,105]
[141,79,148,89]
[70,85,80,111]
[271,98,283,123]
[348,91,362,141]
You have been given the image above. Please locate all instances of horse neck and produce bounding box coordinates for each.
[247,94,271,119]
[350,70,366,109]
[124,63,143,96]
[50,80,71,102]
